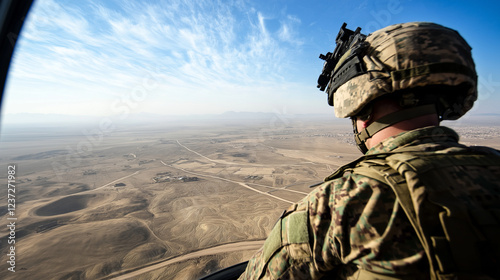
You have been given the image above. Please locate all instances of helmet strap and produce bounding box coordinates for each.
[352,104,437,154]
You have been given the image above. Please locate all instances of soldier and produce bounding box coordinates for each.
[239,22,500,279]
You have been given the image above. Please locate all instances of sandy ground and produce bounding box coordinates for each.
[0,117,498,279]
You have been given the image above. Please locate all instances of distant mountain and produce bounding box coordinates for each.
[1,113,102,126]
[1,111,337,127]
[7,111,498,128]
[218,111,277,119]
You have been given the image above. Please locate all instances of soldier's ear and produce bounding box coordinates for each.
[357,112,372,128]
[362,117,371,129]
[356,117,370,130]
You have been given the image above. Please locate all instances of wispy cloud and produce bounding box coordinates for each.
[4,0,500,118]
[278,15,303,45]
[4,0,310,116]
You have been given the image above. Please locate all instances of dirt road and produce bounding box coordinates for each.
[160,160,295,204]
[94,171,140,191]
[106,240,264,280]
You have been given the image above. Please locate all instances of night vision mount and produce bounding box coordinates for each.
[317,23,368,106]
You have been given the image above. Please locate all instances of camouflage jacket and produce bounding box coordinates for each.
[238,126,500,280]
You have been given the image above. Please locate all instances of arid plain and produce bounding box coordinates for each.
[0,114,499,280]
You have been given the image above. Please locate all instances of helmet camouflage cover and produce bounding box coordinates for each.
[321,22,477,120]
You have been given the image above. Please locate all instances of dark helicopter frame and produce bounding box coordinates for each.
[0,0,34,111]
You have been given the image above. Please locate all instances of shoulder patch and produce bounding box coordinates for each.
[262,211,310,263]
[286,211,309,244]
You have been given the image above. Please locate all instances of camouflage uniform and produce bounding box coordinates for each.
[238,126,500,279]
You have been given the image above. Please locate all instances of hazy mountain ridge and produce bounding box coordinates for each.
[1,111,499,127]
[0,111,339,126]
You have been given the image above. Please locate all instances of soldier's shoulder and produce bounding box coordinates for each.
[466,145,500,157]
[322,167,387,191]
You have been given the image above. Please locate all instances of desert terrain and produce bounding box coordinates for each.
[0,114,499,280]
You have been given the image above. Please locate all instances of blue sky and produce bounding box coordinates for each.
[2,0,500,121]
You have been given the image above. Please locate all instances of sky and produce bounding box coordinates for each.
[2,0,500,123]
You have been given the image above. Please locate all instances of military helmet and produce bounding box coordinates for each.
[318,22,478,120]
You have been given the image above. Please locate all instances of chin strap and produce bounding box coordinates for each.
[353,104,437,154]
